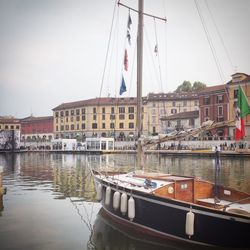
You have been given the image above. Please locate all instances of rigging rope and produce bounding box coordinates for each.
[98,0,118,98]
[204,0,234,72]
[194,0,226,84]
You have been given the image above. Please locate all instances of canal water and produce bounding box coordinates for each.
[0,152,249,250]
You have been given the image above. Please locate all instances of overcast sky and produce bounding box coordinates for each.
[0,0,249,118]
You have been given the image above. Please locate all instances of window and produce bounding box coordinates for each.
[77,124,79,130]
[128,107,134,113]
[204,96,210,105]
[60,111,64,117]
[189,118,195,126]
[61,125,64,131]
[65,111,69,116]
[56,126,58,131]
[110,123,114,129]
[119,114,125,120]
[82,108,85,114]
[172,101,176,107]
[76,109,80,115]
[56,118,58,123]
[217,117,224,122]
[217,95,224,103]
[82,115,85,120]
[5,125,8,129]
[129,114,134,119]
[171,109,177,114]
[92,123,97,129]
[65,125,69,131]
[205,107,209,116]
[102,123,105,129]
[234,89,238,98]
[55,112,59,118]
[71,124,74,130]
[71,110,74,116]
[110,114,115,120]
[111,107,115,114]
[81,123,85,129]
[10,125,14,129]
[16,125,20,129]
[76,116,80,121]
[66,117,68,122]
[93,107,96,113]
[70,117,74,122]
[119,107,125,113]
[93,114,97,120]
[102,114,105,120]
[119,123,124,129]
[129,122,134,129]
[218,106,223,116]
[102,107,105,113]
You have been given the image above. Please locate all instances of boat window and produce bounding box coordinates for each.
[181,183,188,189]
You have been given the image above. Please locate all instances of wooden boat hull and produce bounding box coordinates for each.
[94,176,250,248]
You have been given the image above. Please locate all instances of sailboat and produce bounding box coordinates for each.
[92,0,250,248]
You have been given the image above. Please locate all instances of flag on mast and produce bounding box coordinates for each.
[235,85,250,140]
[119,75,127,95]
[124,49,128,71]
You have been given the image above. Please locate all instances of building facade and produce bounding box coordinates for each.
[20,116,54,141]
[161,110,200,133]
[146,92,199,134]
[0,117,21,150]
[198,84,229,139]
[226,73,250,139]
[52,97,148,140]
[0,117,20,131]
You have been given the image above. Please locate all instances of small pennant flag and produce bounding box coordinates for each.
[127,14,132,30]
[154,44,158,55]
[119,75,127,95]
[235,86,250,140]
[127,30,131,45]
[124,49,128,71]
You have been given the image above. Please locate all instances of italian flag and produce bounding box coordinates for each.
[235,86,250,140]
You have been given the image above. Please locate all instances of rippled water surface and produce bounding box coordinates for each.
[0,152,249,250]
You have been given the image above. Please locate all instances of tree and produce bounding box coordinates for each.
[174,80,206,93]
[175,81,192,93]
[192,81,206,92]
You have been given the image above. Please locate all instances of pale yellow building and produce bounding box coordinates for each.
[226,73,250,139]
[52,97,148,140]
[146,92,199,134]
[0,117,20,131]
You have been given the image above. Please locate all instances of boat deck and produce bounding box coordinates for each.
[100,173,173,193]
[197,198,250,216]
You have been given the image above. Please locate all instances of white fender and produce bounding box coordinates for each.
[105,186,111,206]
[128,196,135,221]
[96,183,102,201]
[185,210,195,238]
[120,192,128,215]
[113,191,120,210]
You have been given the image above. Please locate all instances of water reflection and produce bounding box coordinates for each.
[0,153,249,250]
[92,208,217,250]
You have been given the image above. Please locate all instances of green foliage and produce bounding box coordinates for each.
[175,80,206,93]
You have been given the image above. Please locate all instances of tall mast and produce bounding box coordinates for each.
[136,0,144,169]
